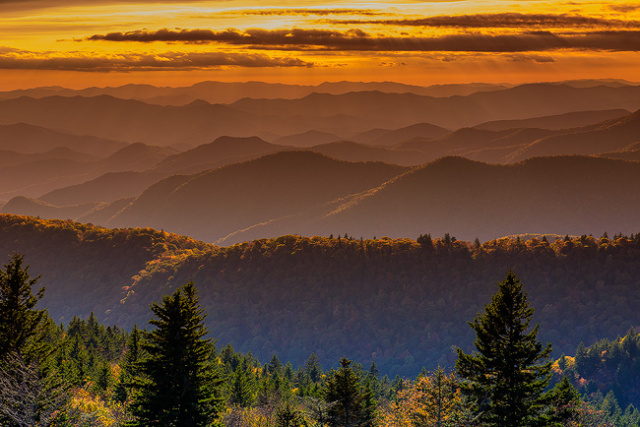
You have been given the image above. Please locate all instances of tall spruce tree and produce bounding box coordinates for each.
[129,282,224,426]
[456,271,552,427]
[0,255,67,426]
[325,357,370,427]
[115,325,143,405]
[0,253,45,359]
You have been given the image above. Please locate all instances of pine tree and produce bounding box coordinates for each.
[305,353,323,383]
[0,255,67,426]
[269,354,283,375]
[230,357,257,407]
[360,380,378,427]
[129,282,224,426]
[115,325,143,405]
[275,403,304,427]
[456,271,552,427]
[547,376,580,425]
[0,253,45,359]
[325,357,366,427]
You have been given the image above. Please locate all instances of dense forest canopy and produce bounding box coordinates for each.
[1,214,640,379]
[1,252,637,426]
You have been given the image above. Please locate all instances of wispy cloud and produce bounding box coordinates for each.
[242,8,385,16]
[330,13,640,29]
[507,54,556,63]
[0,49,313,71]
[609,4,640,13]
[86,27,640,53]
[0,0,213,12]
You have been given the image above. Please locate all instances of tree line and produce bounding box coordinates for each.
[6,214,640,378]
[0,253,635,426]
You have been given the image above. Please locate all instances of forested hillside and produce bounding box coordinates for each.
[2,214,640,378]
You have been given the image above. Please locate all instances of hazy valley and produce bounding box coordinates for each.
[1,81,640,245]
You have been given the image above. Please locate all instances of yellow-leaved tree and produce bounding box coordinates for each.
[377,368,475,427]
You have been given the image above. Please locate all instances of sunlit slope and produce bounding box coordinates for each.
[509,109,640,160]
[474,109,630,131]
[0,214,214,322]
[107,151,408,242]
[222,156,640,243]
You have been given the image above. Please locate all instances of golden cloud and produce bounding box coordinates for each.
[0,49,314,71]
[86,28,640,53]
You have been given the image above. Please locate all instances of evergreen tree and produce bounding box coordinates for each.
[276,403,304,427]
[115,325,143,404]
[94,361,113,396]
[547,376,580,425]
[129,282,224,426]
[269,354,284,375]
[456,271,552,427]
[360,380,377,427]
[0,253,45,359]
[325,357,366,427]
[230,357,256,407]
[0,255,68,426]
[305,353,323,383]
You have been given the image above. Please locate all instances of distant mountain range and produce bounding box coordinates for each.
[2,105,640,242]
[1,83,639,149]
[0,81,512,105]
[473,109,630,131]
[0,123,126,156]
[7,152,638,244]
[1,79,640,245]
[0,140,177,199]
[1,79,633,106]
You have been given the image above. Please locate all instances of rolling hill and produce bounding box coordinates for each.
[107,151,408,242]
[272,130,344,147]
[3,214,640,377]
[508,109,640,161]
[28,152,634,245]
[38,171,166,206]
[0,122,127,156]
[473,109,631,131]
[367,122,451,147]
[151,136,287,175]
[308,141,430,166]
[1,196,102,220]
[198,155,640,244]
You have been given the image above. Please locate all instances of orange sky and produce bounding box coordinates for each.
[1,0,639,89]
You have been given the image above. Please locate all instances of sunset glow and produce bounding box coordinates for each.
[1,0,639,89]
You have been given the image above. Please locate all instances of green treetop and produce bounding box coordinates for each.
[456,271,552,427]
[0,253,45,359]
[129,281,225,427]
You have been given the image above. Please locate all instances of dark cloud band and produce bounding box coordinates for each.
[86,28,640,53]
[331,13,640,29]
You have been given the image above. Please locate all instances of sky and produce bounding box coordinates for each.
[1,0,639,89]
